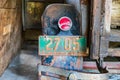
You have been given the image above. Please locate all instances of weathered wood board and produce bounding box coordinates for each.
[90,0,112,59]
[90,0,102,59]
[111,0,120,26]
[0,9,18,57]
[0,9,16,36]
[0,0,17,8]
[0,0,22,75]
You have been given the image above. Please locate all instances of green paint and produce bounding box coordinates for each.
[39,36,87,55]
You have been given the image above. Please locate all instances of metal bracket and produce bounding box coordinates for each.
[96,57,108,73]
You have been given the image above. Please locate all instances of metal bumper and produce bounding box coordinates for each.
[38,64,109,80]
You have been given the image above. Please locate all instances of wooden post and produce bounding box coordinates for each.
[99,0,112,58]
[90,0,102,59]
[90,0,112,59]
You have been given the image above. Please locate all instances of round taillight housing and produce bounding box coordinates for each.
[58,16,72,31]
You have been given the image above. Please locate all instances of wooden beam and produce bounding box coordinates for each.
[108,48,120,57]
[81,0,89,36]
[99,0,112,57]
[109,30,120,42]
[90,0,102,59]
[83,61,120,73]
[90,0,112,59]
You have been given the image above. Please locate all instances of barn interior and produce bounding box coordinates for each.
[0,0,120,80]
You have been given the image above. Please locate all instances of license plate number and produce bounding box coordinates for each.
[39,36,87,56]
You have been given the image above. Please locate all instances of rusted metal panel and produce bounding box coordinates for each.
[41,56,83,71]
[66,0,89,36]
[40,4,83,74]
[41,4,81,35]
[39,36,87,56]
[38,64,109,80]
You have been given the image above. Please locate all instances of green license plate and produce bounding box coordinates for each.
[39,36,87,56]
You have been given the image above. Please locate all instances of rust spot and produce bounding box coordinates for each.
[81,0,88,5]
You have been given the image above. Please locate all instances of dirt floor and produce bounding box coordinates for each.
[0,42,39,80]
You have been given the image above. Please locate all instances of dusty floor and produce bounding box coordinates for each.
[0,42,39,80]
[0,42,120,80]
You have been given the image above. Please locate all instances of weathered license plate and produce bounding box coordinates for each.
[39,36,87,56]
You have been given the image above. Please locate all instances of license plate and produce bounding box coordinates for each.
[39,36,87,56]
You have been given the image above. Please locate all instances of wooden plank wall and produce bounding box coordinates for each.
[0,0,22,75]
[111,0,120,26]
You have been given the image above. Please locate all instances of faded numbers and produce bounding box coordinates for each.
[65,38,79,51]
[46,37,79,51]
[46,38,60,50]
[64,38,71,50]
[73,38,79,50]
[46,38,52,50]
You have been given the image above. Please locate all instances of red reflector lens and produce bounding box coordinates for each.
[58,17,72,31]
[61,25,70,30]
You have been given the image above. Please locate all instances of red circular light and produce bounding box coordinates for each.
[58,16,72,31]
